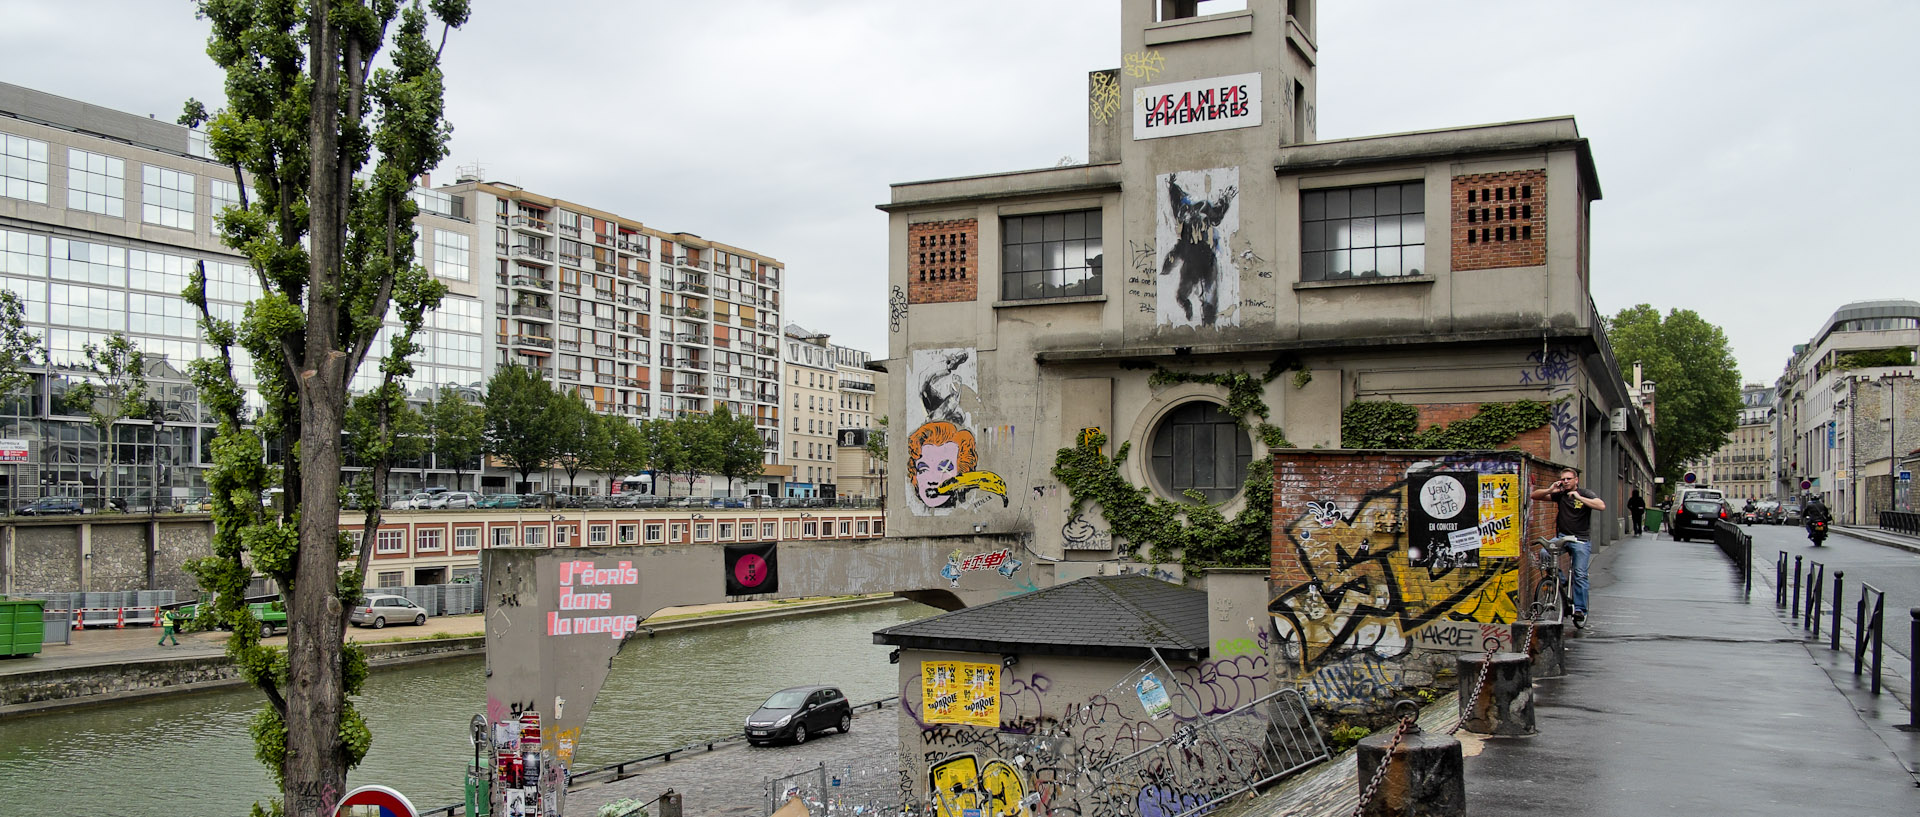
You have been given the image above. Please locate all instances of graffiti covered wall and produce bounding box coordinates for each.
[905,348,1010,515]
[1268,450,1563,712]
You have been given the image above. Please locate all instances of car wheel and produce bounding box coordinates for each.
[414,614,426,626]
[838,713,851,734]
[372,616,386,629]
[260,622,273,639]
[792,723,808,745]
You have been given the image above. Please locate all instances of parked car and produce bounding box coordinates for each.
[1755,501,1782,525]
[477,493,522,509]
[1781,503,1803,525]
[174,596,287,638]
[429,491,478,510]
[350,594,429,629]
[550,493,582,509]
[710,497,747,509]
[745,685,853,746]
[1670,498,1731,542]
[580,495,612,509]
[16,497,83,516]
[388,492,435,510]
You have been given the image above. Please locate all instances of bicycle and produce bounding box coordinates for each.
[1527,535,1578,626]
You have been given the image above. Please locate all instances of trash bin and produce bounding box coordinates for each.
[0,597,49,657]
[1644,508,1665,534]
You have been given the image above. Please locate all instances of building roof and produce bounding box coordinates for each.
[872,575,1209,661]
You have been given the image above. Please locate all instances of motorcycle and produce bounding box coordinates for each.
[1808,519,1828,546]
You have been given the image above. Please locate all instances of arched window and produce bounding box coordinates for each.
[1149,401,1251,503]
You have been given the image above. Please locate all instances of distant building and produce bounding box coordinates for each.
[832,342,887,500]
[1686,383,1775,503]
[1774,299,1920,521]
[783,324,837,497]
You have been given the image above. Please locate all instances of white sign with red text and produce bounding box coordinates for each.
[1133,73,1261,140]
[0,439,27,463]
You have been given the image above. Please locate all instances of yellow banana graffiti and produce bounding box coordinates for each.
[935,470,1009,506]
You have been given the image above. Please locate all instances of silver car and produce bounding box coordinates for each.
[429,491,478,510]
[350,594,429,628]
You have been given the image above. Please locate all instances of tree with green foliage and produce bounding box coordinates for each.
[1607,304,1743,488]
[65,333,150,510]
[483,365,559,491]
[585,414,648,495]
[425,385,484,490]
[675,414,722,495]
[0,291,42,402]
[866,416,888,503]
[549,393,598,493]
[175,1,469,813]
[708,406,765,496]
[344,389,425,505]
[639,418,682,496]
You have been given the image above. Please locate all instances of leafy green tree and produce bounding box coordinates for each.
[866,416,888,502]
[425,385,485,490]
[65,333,150,510]
[0,290,42,404]
[1607,304,1743,488]
[708,406,765,496]
[483,365,559,491]
[549,394,597,493]
[640,418,682,496]
[675,414,721,495]
[585,414,648,495]
[345,389,425,505]
[176,1,469,812]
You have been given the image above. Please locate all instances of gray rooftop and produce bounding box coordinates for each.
[872,575,1210,661]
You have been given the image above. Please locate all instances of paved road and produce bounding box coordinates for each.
[1733,521,1920,661]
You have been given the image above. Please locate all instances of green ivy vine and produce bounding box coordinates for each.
[1340,399,1553,450]
[1054,366,1293,572]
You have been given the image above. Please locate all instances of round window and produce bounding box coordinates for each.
[1149,401,1252,503]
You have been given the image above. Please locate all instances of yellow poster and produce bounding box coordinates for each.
[1478,474,1520,559]
[921,661,1000,726]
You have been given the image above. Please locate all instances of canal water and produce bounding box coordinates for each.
[1,600,933,816]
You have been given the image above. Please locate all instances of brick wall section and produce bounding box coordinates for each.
[1412,401,1554,461]
[908,219,978,303]
[1451,170,1546,271]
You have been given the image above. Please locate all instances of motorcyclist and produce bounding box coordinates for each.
[1803,494,1832,545]
[1742,498,1757,523]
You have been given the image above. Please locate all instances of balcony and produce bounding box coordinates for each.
[596,374,616,385]
[842,380,876,392]
[510,274,553,290]
[559,282,581,295]
[712,361,731,374]
[712,387,734,399]
[676,359,709,371]
[557,221,581,238]
[596,262,616,275]
[675,281,709,295]
[510,245,555,264]
[679,307,708,320]
[712,337,731,349]
[559,339,580,351]
[511,304,553,320]
[559,252,584,268]
[677,333,709,345]
[558,368,581,381]
[594,232,615,247]
[595,317,615,330]
[594,288,616,302]
[594,344,614,356]
[559,311,581,323]
[757,345,777,356]
[618,376,641,387]
[510,334,554,352]
[508,213,552,233]
[675,384,709,395]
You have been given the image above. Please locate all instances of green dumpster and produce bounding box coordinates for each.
[0,597,48,658]
[1644,508,1665,534]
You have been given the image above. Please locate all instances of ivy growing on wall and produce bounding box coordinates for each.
[1053,367,1291,571]
[1340,399,1553,450]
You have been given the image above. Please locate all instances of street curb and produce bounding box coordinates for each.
[1834,525,1920,556]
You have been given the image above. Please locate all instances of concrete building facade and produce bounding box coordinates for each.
[833,343,887,501]
[783,324,839,496]
[1774,299,1920,521]
[1689,383,1775,504]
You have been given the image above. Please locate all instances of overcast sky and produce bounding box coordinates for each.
[3,1,1914,384]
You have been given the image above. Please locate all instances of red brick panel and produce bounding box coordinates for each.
[908,219,978,303]
[1451,170,1546,271]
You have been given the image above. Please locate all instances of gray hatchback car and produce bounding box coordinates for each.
[745,685,852,746]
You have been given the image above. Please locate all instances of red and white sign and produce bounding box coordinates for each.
[333,784,418,817]
[0,438,27,463]
[1133,72,1261,140]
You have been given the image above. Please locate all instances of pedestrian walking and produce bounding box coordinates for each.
[1530,467,1607,627]
[157,610,180,646]
[1627,489,1647,535]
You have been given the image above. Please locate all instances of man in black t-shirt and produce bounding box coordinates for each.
[1530,468,1608,627]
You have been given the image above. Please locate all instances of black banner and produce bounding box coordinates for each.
[724,542,779,596]
[1407,471,1479,568]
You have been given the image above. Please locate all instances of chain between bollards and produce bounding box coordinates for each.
[1351,703,1419,817]
[1450,639,1500,736]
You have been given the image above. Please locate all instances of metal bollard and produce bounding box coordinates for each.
[1831,571,1844,651]
[1907,610,1920,731]
[1356,723,1467,817]
[1512,620,1565,679]
[658,788,683,817]
[1456,652,1535,736]
[1792,555,1803,619]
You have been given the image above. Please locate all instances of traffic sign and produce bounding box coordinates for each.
[1801,480,1812,490]
[1684,472,1697,484]
[334,785,418,817]
[1901,470,1913,482]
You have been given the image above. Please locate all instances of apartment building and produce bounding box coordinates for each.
[1688,384,1775,504]
[783,324,838,496]
[1774,299,1919,521]
[881,0,1651,558]
[832,342,887,500]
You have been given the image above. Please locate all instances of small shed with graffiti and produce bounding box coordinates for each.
[874,572,1329,817]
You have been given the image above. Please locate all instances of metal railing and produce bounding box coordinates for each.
[1711,519,1753,597]
[1881,510,1920,536]
[1777,550,1892,696]
[1853,582,1887,695]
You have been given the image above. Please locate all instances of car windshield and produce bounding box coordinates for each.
[1683,500,1723,514]
[761,689,810,709]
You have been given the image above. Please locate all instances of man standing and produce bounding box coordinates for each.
[1531,468,1608,627]
[1627,489,1647,536]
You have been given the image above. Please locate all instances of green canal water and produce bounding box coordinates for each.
[1,601,932,816]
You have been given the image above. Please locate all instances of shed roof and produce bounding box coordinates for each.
[872,575,1209,661]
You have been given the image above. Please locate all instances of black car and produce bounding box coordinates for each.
[16,497,83,516]
[1670,498,1730,542]
[745,685,852,746]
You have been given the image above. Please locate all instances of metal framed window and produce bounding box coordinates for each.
[590,524,610,545]
[67,149,126,217]
[416,528,443,552]
[621,523,640,544]
[1301,181,1425,281]
[454,527,479,551]
[525,526,546,547]
[1,132,49,203]
[1000,209,1103,300]
[141,165,196,230]
[1149,401,1252,503]
[376,529,405,554]
[377,571,403,588]
[433,229,471,281]
[492,527,515,548]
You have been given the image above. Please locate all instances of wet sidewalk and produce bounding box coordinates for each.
[1464,533,1918,814]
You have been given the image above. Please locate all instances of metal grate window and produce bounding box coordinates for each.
[1000,209,1103,300]
[1301,181,1424,281]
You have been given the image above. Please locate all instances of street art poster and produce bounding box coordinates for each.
[922,661,1001,726]
[1477,474,1521,559]
[1406,472,1479,568]
[1155,166,1240,329]
[908,347,977,431]
[905,348,1008,515]
[723,542,778,596]
[1136,673,1173,719]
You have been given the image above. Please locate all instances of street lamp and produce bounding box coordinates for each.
[151,417,165,516]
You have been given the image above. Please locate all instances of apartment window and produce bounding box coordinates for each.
[1301,181,1425,281]
[590,524,610,545]
[803,521,818,537]
[346,530,365,552]
[784,521,796,539]
[68,149,126,217]
[556,525,573,547]
[454,527,479,551]
[857,520,870,534]
[141,166,196,230]
[493,527,516,548]
[719,521,735,539]
[1150,401,1252,503]
[376,529,405,554]
[209,179,241,219]
[620,523,640,544]
[695,522,713,541]
[839,521,851,536]
[642,522,661,543]
[670,522,687,541]
[416,528,444,552]
[1001,209,1102,300]
[377,571,404,588]
[433,229,471,281]
[1,133,49,203]
[763,522,776,539]
[525,526,547,547]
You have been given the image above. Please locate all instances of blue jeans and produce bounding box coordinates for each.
[1567,537,1592,613]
